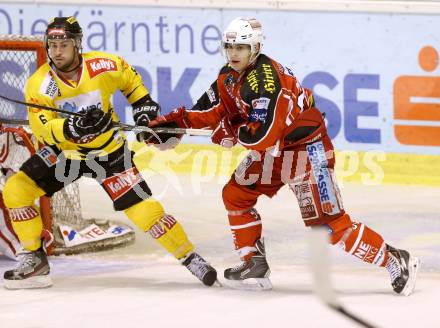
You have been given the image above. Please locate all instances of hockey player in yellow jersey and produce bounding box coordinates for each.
[2,16,217,289]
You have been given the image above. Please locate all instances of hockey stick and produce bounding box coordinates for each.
[0,94,84,118]
[308,228,378,328]
[116,122,212,136]
[0,117,30,126]
[0,115,212,137]
[0,95,213,136]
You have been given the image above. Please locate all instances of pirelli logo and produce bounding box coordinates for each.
[86,58,117,78]
[148,215,177,239]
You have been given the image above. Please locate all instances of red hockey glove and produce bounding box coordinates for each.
[138,106,190,149]
[211,116,239,148]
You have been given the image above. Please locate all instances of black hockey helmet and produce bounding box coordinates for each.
[45,16,82,47]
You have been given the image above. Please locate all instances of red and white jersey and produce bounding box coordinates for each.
[186,54,324,151]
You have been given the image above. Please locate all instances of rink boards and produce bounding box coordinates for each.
[131,143,440,187]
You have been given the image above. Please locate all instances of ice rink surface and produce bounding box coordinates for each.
[1,174,439,328]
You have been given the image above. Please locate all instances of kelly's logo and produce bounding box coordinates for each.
[103,167,141,201]
[86,58,117,78]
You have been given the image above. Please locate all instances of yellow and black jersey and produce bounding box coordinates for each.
[25,51,148,159]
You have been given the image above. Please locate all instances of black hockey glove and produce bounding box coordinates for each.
[133,96,160,126]
[132,95,161,142]
[63,107,113,144]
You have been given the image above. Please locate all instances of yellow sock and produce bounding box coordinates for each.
[3,171,46,251]
[124,199,194,259]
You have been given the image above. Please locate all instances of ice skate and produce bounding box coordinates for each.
[182,252,217,286]
[223,239,272,291]
[3,247,52,289]
[385,244,420,296]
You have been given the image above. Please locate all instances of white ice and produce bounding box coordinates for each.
[1,174,439,328]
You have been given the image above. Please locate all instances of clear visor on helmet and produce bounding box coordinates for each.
[45,28,82,52]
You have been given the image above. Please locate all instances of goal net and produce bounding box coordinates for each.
[0,35,135,255]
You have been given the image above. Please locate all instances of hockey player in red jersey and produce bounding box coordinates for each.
[145,17,420,294]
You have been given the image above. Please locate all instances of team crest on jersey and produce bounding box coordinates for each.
[224,74,235,98]
[86,58,117,78]
[39,71,59,99]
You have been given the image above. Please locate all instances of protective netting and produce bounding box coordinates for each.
[0,35,83,227]
[0,35,42,122]
[0,35,135,255]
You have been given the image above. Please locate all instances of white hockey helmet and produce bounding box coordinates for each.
[221,17,264,64]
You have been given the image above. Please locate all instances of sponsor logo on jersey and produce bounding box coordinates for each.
[103,167,142,201]
[86,58,117,78]
[55,90,103,115]
[307,141,341,216]
[354,241,380,264]
[149,215,177,239]
[235,151,260,178]
[37,146,59,167]
[293,181,319,220]
[39,72,59,99]
[9,206,39,222]
[249,108,267,123]
[206,87,216,103]
[252,97,270,110]
[262,63,276,94]
[246,69,259,93]
[250,97,270,123]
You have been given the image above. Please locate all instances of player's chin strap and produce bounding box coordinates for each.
[0,94,213,137]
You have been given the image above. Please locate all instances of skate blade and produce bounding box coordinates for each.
[401,256,420,296]
[3,275,52,290]
[222,277,273,291]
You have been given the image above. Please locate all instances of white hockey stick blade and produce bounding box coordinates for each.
[308,228,378,328]
[309,228,341,308]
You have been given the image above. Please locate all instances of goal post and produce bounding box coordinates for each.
[0,35,135,256]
